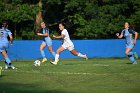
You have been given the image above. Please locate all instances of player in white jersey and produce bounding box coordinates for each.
[51,23,88,65]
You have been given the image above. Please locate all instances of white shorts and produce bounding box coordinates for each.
[62,43,74,51]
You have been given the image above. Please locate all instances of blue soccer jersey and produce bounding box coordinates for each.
[0,28,12,43]
[41,27,52,46]
[121,29,135,48]
[0,28,12,52]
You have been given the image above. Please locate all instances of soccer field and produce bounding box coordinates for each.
[0,58,140,93]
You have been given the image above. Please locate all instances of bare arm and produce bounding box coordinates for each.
[9,35,13,45]
[53,34,65,39]
[116,33,123,38]
[134,32,138,44]
[37,32,48,37]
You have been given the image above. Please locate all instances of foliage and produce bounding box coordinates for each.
[0,0,39,39]
[45,0,140,39]
[0,0,140,39]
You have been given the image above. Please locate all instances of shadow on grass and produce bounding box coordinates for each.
[126,63,132,64]
[0,74,6,78]
[0,82,74,93]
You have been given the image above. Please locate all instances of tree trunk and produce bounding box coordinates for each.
[35,0,43,29]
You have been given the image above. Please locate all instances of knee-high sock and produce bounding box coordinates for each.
[78,53,85,58]
[41,50,46,58]
[51,52,56,57]
[128,52,136,63]
[5,60,8,65]
[5,57,13,67]
[55,54,59,62]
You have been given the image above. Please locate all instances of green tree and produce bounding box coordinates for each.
[0,0,140,39]
[0,0,39,39]
[44,0,140,39]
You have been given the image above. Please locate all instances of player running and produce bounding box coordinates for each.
[37,22,55,63]
[116,22,139,64]
[51,23,88,65]
[0,21,16,69]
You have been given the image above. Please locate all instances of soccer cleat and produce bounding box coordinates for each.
[4,65,8,69]
[11,66,17,70]
[51,61,58,65]
[50,59,59,65]
[42,58,47,63]
[133,61,137,64]
[84,54,88,60]
[134,52,138,59]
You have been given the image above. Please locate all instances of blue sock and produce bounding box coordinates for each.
[5,57,11,64]
[129,56,136,63]
[41,50,46,58]
[51,52,56,57]
[128,52,134,56]
[128,52,136,63]
[5,60,8,65]
[5,57,13,67]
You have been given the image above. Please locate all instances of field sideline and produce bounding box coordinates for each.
[0,58,140,93]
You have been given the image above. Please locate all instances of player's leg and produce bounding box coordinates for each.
[134,52,138,59]
[0,44,7,69]
[70,49,88,60]
[40,42,47,63]
[1,51,8,69]
[51,46,65,65]
[0,44,15,69]
[48,46,56,57]
[125,47,137,64]
[1,51,15,69]
[46,38,56,57]
[4,50,8,69]
[67,45,88,60]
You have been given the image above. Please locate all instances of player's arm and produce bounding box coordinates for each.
[9,35,13,45]
[37,32,48,37]
[116,33,123,38]
[8,31,13,45]
[53,34,65,39]
[134,32,138,44]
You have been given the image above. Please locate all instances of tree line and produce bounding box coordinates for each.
[0,0,140,40]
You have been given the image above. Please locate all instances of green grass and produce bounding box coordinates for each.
[0,58,140,93]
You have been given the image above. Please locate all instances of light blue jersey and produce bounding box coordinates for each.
[41,27,52,46]
[0,28,12,52]
[121,29,135,49]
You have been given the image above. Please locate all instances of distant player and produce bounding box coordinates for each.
[116,22,139,64]
[37,22,55,63]
[0,21,16,69]
[51,23,88,65]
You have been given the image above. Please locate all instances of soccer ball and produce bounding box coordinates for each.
[34,60,41,66]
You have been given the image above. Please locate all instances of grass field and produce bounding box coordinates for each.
[0,58,140,93]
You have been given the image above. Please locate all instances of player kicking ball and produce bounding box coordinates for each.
[51,23,88,65]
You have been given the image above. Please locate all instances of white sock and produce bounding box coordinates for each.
[78,53,85,58]
[55,54,59,62]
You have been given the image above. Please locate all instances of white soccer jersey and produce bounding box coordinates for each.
[61,29,74,51]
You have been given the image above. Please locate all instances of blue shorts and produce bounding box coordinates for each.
[42,37,52,46]
[0,43,9,52]
[126,44,134,49]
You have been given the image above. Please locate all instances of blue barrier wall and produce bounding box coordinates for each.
[0,40,140,60]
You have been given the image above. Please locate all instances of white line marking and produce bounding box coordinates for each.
[46,72,93,75]
[8,70,106,75]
